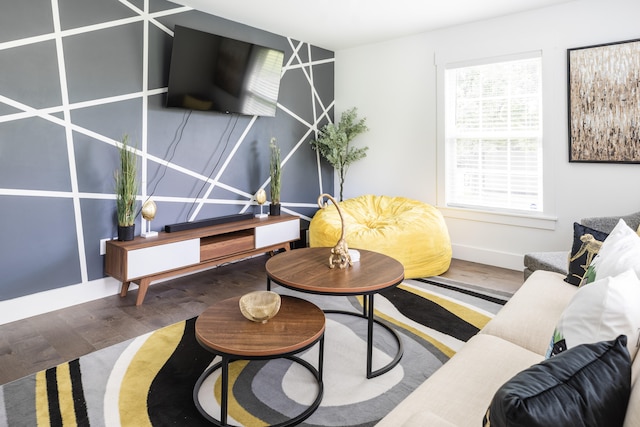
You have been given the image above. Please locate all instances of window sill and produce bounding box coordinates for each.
[438,206,558,230]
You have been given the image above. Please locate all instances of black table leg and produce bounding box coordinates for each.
[221,357,229,425]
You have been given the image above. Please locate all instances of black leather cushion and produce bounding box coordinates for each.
[565,222,609,286]
[483,335,631,427]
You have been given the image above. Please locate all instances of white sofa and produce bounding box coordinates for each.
[376,269,640,426]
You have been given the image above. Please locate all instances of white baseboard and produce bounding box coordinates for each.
[451,243,524,271]
[0,277,123,326]
[0,256,263,326]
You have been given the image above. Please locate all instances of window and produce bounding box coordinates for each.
[444,54,542,213]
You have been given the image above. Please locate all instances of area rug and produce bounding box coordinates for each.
[0,278,509,427]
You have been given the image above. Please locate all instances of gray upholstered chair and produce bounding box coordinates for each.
[523,211,640,279]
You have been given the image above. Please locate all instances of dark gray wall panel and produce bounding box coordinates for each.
[0,0,54,42]
[1,1,334,302]
[148,25,174,90]
[81,198,119,281]
[0,118,71,191]
[147,163,214,200]
[72,133,123,194]
[64,22,144,103]
[58,0,137,30]
[70,98,143,143]
[0,196,81,300]
[0,104,22,115]
[312,62,336,108]
[0,40,62,109]
[149,0,184,13]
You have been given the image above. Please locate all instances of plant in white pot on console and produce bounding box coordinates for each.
[269,137,281,216]
[114,135,139,241]
[310,107,369,201]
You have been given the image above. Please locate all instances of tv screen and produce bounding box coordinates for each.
[166,25,285,117]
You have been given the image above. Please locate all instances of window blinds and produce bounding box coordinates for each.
[445,55,543,212]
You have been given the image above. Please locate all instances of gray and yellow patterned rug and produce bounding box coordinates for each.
[0,278,509,427]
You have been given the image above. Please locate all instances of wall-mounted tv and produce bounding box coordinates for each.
[166,25,285,117]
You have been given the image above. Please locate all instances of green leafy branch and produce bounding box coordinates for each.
[310,107,369,201]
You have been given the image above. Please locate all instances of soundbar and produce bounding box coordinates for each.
[164,213,254,233]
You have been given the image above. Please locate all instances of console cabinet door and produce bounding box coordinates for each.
[127,239,200,279]
[255,219,300,249]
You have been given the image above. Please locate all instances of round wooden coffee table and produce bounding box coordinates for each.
[265,247,405,378]
[194,295,325,426]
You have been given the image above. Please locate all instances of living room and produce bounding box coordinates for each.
[1,0,638,323]
[2,0,640,425]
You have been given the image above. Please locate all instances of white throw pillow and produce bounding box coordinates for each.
[582,218,640,285]
[546,268,640,360]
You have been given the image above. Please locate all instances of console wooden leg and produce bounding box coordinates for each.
[135,278,151,306]
[120,281,131,297]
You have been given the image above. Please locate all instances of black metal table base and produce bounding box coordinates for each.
[193,341,324,427]
[266,281,404,379]
[325,293,403,379]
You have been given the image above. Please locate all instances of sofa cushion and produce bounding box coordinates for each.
[565,222,609,286]
[480,270,577,356]
[375,334,543,427]
[547,269,640,359]
[583,219,640,284]
[484,335,631,427]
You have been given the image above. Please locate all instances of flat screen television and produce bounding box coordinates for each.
[166,25,285,117]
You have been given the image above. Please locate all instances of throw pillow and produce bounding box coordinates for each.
[483,335,631,427]
[546,268,640,359]
[582,218,640,285]
[564,222,609,286]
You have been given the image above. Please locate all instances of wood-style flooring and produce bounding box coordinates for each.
[0,255,523,385]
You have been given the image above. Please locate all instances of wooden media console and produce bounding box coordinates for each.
[105,214,300,305]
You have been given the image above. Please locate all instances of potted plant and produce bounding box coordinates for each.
[310,107,369,201]
[269,137,281,216]
[114,135,138,241]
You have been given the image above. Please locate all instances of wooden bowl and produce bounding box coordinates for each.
[239,291,281,323]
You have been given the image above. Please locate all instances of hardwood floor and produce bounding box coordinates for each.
[0,254,523,385]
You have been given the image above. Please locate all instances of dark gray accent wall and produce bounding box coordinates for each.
[0,0,334,300]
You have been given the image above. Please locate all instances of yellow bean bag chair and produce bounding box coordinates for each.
[309,195,452,278]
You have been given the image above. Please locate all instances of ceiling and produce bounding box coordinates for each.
[173,0,576,51]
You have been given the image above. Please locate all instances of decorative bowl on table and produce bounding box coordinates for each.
[239,291,281,323]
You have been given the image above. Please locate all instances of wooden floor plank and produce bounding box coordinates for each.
[0,255,522,385]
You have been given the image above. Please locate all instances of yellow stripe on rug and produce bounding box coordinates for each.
[34,363,77,426]
[397,283,492,329]
[356,283,493,359]
[211,360,267,427]
[35,370,49,426]
[55,363,77,426]
[355,294,457,358]
[118,321,186,427]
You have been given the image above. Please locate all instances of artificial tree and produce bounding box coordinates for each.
[269,137,281,215]
[310,107,369,201]
[114,135,138,240]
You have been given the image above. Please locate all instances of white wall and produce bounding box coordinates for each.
[335,0,640,271]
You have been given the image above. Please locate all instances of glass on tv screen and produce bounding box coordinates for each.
[166,25,285,117]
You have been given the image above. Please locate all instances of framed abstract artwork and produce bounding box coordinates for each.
[568,38,640,163]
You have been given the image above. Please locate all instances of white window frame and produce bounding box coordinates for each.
[435,50,557,230]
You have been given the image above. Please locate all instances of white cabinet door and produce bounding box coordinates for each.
[255,219,300,249]
[127,239,200,279]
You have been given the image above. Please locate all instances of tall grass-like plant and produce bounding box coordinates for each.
[269,137,281,205]
[115,135,138,227]
[310,107,368,201]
